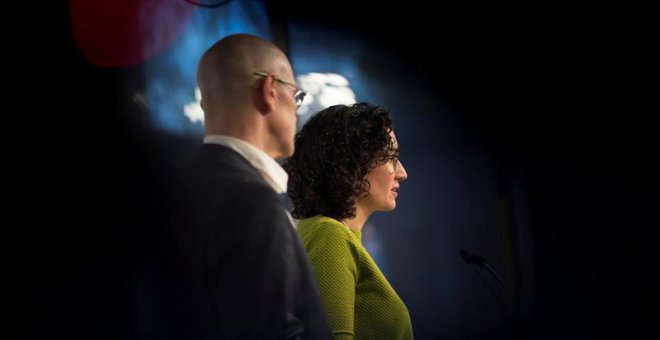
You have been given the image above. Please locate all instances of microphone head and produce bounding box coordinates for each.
[459,249,472,263]
[471,252,487,267]
[460,249,487,267]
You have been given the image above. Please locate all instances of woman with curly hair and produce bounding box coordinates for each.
[283,102,412,340]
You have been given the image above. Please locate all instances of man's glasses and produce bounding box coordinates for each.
[254,71,306,109]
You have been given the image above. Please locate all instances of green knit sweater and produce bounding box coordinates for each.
[297,216,414,340]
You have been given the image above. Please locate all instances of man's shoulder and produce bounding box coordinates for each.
[191,144,254,173]
[188,145,266,187]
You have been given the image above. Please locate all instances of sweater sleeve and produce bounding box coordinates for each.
[300,222,359,340]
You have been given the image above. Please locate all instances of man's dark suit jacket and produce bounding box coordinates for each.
[136,144,331,339]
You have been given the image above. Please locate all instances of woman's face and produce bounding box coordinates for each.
[361,131,408,213]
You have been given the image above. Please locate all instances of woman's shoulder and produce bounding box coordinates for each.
[297,215,352,240]
[296,215,362,264]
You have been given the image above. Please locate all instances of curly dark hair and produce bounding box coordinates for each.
[283,102,398,220]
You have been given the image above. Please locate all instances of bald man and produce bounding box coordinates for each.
[138,34,331,339]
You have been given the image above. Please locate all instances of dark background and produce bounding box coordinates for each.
[280,3,659,338]
[19,2,657,339]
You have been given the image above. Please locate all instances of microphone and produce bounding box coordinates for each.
[459,249,507,289]
[460,249,508,308]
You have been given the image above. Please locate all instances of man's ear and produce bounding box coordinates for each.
[260,74,277,114]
